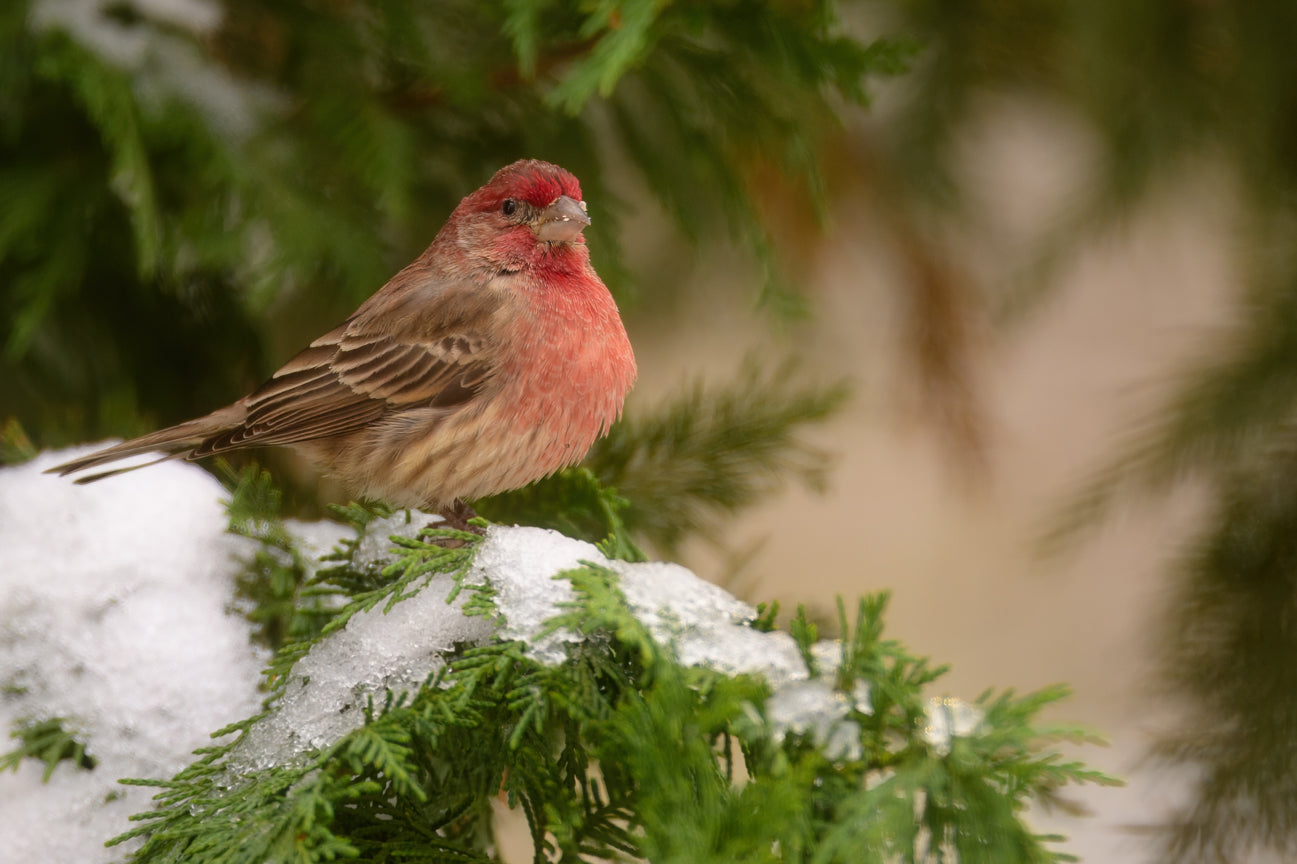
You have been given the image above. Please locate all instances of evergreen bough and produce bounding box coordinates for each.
[54,489,1116,864]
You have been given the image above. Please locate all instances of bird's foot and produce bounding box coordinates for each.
[431,500,485,541]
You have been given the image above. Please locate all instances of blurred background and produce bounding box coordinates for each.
[6,1,1297,861]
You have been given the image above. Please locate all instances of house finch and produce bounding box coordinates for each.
[49,159,637,511]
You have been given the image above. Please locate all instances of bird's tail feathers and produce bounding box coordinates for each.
[45,404,246,480]
[69,453,186,484]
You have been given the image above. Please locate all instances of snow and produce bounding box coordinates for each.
[282,517,353,579]
[32,0,269,140]
[765,679,862,760]
[33,0,221,68]
[0,448,266,864]
[921,696,984,756]
[464,525,588,663]
[615,560,809,685]
[2,447,875,862]
[468,528,811,684]
[230,572,495,770]
[234,522,844,769]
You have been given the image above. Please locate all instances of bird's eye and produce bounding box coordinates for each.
[501,199,518,217]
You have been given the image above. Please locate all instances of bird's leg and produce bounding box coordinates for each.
[435,499,484,535]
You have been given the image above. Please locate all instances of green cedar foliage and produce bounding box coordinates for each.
[96,499,1114,864]
[223,461,360,648]
[0,716,97,782]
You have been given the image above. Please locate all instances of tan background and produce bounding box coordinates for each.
[623,98,1234,861]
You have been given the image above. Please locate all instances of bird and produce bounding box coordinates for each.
[48,159,637,516]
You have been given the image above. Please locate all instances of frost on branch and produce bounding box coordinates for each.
[1,452,1116,863]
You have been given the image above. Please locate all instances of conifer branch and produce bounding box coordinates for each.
[43,514,1112,863]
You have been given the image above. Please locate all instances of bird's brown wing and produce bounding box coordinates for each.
[191,287,503,457]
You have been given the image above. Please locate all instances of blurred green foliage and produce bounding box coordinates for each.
[1154,447,1297,864]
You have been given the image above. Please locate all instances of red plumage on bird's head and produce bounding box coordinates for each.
[483,159,583,211]
[441,159,593,274]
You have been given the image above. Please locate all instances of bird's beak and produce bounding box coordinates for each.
[535,195,591,243]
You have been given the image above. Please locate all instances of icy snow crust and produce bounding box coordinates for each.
[233,523,830,769]
[466,526,808,682]
[3,448,892,862]
[232,573,495,769]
